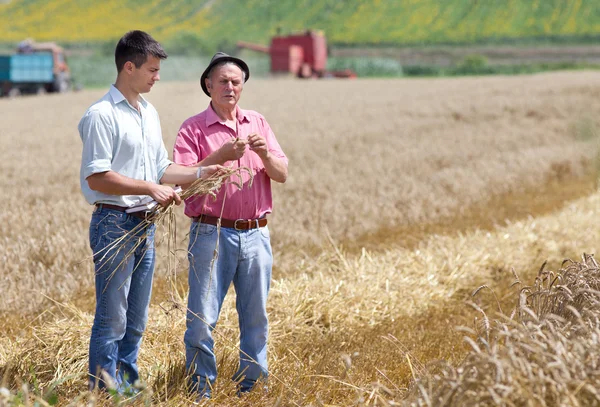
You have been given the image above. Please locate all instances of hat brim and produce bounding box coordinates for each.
[200,56,250,97]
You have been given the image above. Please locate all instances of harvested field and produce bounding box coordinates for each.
[1,71,600,405]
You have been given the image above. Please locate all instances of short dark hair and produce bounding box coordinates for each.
[115,30,168,72]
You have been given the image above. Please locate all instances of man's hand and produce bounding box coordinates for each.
[218,138,248,162]
[199,165,226,179]
[248,133,269,159]
[148,183,182,207]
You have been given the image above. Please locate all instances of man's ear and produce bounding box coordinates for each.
[123,61,135,75]
[205,78,211,95]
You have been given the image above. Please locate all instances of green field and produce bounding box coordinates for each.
[1,0,600,49]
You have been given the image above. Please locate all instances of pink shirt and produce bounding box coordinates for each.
[173,104,287,220]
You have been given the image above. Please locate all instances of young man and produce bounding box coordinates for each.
[173,52,288,399]
[79,30,221,391]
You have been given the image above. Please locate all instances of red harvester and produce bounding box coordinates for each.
[237,30,356,79]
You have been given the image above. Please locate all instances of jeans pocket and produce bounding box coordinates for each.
[89,221,99,250]
[259,225,270,239]
[93,212,131,253]
[89,210,110,251]
[192,222,217,236]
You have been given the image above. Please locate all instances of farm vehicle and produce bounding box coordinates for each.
[237,30,356,79]
[0,40,72,97]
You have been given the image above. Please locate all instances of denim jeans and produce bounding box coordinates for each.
[88,206,156,391]
[184,221,272,397]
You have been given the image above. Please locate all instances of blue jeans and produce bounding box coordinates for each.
[184,221,272,397]
[88,207,156,391]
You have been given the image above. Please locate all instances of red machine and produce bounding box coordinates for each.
[237,30,355,79]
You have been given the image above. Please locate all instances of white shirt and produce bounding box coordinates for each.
[78,85,171,207]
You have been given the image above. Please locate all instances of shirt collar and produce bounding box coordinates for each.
[206,103,250,128]
[109,84,148,109]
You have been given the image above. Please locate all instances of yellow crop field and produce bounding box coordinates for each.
[1,72,600,405]
[0,0,212,43]
[1,0,600,45]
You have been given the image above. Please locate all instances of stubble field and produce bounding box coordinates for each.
[1,72,600,406]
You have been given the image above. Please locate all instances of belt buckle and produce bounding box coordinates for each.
[234,219,248,230]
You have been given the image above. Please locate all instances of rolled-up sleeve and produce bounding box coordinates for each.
[79,109,113,179]
[156,139,172,182]
[150,109,172,183]
[173,123,200,166]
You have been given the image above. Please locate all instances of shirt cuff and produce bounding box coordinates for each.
[157,160,173,183]
[83,159,111,180]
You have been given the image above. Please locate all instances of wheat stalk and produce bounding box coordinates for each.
[93,166,253,290]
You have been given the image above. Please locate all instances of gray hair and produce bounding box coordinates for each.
[207,61,247,82]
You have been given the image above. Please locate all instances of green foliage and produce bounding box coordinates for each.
[0,379,60,406]
[456,54,489,73]
[403,61,600,77]
[163,31,211,56]
[97,39,118,57]
[68,55,116,88]
[68,54,273,88]
[327,57,403,77]
[67,51,600,88]
[402,65,448,76]
[1,0,600,47]
[0,373,151,406]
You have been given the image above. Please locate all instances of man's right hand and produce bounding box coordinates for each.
[199,165,227,179]
[218,138,248,162]
[148,183,182,207]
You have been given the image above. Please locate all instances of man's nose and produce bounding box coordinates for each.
[154,72,160,81]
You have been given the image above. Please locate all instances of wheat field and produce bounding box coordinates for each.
[1,72,600,406]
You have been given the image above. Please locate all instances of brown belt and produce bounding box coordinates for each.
[193,214,267,230]
[96,203,152,220]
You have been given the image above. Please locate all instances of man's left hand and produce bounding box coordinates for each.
[248,133,269,159]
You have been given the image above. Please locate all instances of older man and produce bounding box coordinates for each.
[173,52,288,398]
